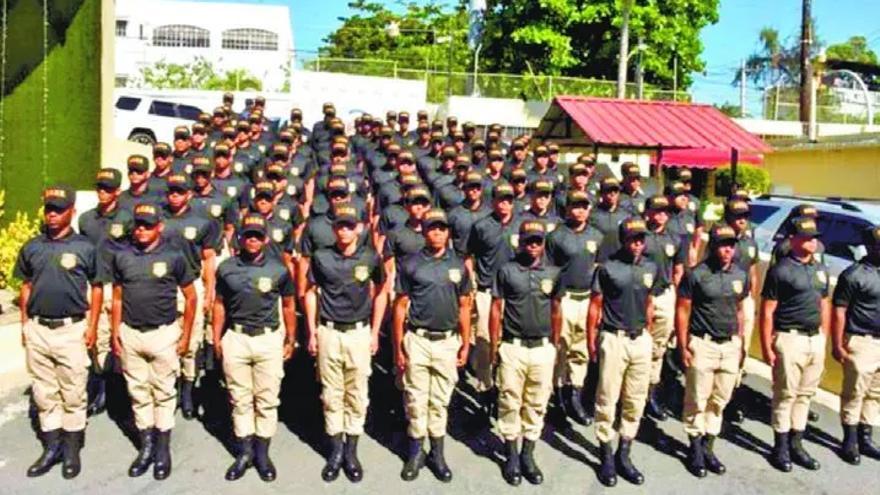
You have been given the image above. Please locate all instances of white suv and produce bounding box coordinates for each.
[113,93,203,145]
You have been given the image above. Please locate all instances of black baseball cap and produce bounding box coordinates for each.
[95,168,122,189]
[191,157,212,174]
[253,180,275,199]
[406,186,432,203]
[599,177,621,192]
[173,126,190,140]
[153,142,171,157]
[645,195,670,211]
[133,203,161,226]
[709,224,737,245]
[240,214,268,237]
[493,183,515,200]
[326,177,350,194]
[619,217,648,240]
[422,209,449,230]
[567,190,590,207]
[790,216,820,238]
[664,181,687,197]
[166,173,192,192]
[464,172,484,188]
[531,180,553,194]
[725,199,750,217]
[621,162,640,179]
[519,221,546,242]
[793,204,819,218]
[333,204,359,226]
[42,184,75,209]
[213,143,231,157]
[127,154,150,173]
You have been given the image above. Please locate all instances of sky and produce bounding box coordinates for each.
[189,0,880,114]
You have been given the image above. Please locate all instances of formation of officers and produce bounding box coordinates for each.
[14,91,880,487]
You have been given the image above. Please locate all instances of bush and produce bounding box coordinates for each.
[714,164,771,197]
[0,191,42,292]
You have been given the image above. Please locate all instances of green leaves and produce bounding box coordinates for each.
[138,57,263,91]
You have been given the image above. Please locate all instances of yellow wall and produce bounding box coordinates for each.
[764,146,880,198]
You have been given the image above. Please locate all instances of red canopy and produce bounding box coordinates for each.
[656,148,765,169]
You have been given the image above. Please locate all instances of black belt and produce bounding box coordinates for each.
[127,322,172,332]
[229,323,278,337]
[36,315,85,329]
[600,327,644,340]
[502,335,549,348]
[692,332,734,343]
[320,319,368,332]
[566,290,591,301]
[778,328,819,337]
[409,325,455,341]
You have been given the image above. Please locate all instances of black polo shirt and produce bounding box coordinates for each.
[216,253,296,329]
[162,207,221,276]
[832,257,880,337]
[644,228,687,291]
[522,207,562,233]
[271,194,305,229]
[191,186,240,229]
[376,180,404,210]
[730,226,759,272]
[299,213,369,257]
[761,255,829,331]
[545,221,604,292]
[678,259,750,338]
[14,230,99,318]
[117,187,165,214]
[591,251,660,333]
[448,200,491,256]
[397,248,471,330]
[467,212,524,289]
[309,245,384,323]
[667,207,702,243]
[213,172,250,210]
[588,204,629,261]
[378,204,410,235]
[620,189,648,216]
[383,222,425,265]
[101,240,196,328]
[492,254,562,339]
[78,205,133,246]
[771,238,827,268]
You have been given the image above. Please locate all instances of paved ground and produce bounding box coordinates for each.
[1,342,878,495]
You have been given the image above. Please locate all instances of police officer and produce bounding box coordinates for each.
[619,162,649,216]
[490,221,562,486]
[382,186,431,281]
[103,203,197,480]
[545,190,603,424]
[171,126,192,172]
[190,156,240,250]
[447,171,491,259]
[771,204,827,268]
[304,204,388,483]
[149,143,175,196]
[522,179,562,230]
[393,210,472,482]
[589,177,630,261]
[677,225,750,478]
[118,154,162,214]
[78,168,133,416]
[17,185,102,479]
[213,214,297,482]
[587,217,659,487]
[665,181,703,266]
[833,224,880,464]
[760,216,830,472]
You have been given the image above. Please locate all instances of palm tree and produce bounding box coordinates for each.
[734,27,799,89]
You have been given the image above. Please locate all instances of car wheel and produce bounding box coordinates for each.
[128,131,155,145]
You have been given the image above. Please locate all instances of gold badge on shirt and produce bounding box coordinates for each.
[732,280,743,295]
[509,234,519,249]
[748,246,756,259]
[152,262,167,278]
[210,204,222,218]
[688,201,696,211]
[642,272,654,288]
[183,226,197,240]
[290,167,299,176]
[287,185,297,196]
[816,270,827,284]
[546,223,556,233]
[448,269,462,284]
[586,240,597,254]
[257,277,272,293]
[353,265,370,282]
[664,243,675,257]
[185,164,193,175]
[272,229,284,243]
[59,253,77,270]
[234,162,244,173]
[279,208,291,221]
[226,186,238,197]
[686,223,695,234]
[540,278,554,295]
[109,223,124,239]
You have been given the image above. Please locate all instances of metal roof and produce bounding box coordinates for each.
[536,96,772,153]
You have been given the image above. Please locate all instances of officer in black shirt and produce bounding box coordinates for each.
[213,214,297,482]
[771,204,828,268]
[190,156,239,250]
[676,225,750,478]
[118,154,163,214]
[589,177,630,262]
[587,217,660,487]
[17,185,102,479]
[619,162,649,216]
[149,143,175,196]
[447,171,491,258]
[393,210,472,482]
[304,204,388,483]
[760,216,830,473]
[244,180,296,270]
[833,224,880,464]
[382,186,431,282]
[104,203,197,480]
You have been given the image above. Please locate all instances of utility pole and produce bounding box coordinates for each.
[635,34,644,99]
[672,54,678,101]
[799,0,813,131]
[616,0,633,99]
[740,59,747,117]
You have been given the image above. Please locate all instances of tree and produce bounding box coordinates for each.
[735,24,823,89]
[138,57,262,91]
[826,36,878,65]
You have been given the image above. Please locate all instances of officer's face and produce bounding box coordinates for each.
[133,221,162,245]
[442,158,455,171]
[250,123,261,134]
[568,204,589,224]
[44,205,73,230]
[791,234,818,255]
[514,149,525,160]
[522,236,544,259]
[572,173,588,188]
[601,189,619,205]
[254,196,274,215]
[236,131,249,143]
[241,232,266,255]
[432,141,443,152]
[192,172,211,188]
[625,235,646,258]
[212,115,225,126]
[532,192,551,210]
[333,221,361,245]
[406,199,430,219]
[714,242,736,265]
[96,186,120,205]
[454,139,465,151]
[464,185,482,201]
[128,169,148,185]
[647,209,669,227]
[418,131,429,141]
[192,132,206,145]
[512,179,526,194]
[425,225,449,249]
[474,149,486,160]
[154,154,171,170]
[174,138,189,152]
[673,194,689,210]
[728,215,749,232]
[455,166,469,179]
[536,155,549,168]
[549,152,559,164]
[167,189,191,209]
[268,175,287,192]
[214,154,230,168]
[398,161,415,174]
[489,159,504,173]
[494,196,513,216]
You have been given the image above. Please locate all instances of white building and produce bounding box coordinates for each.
[114,0,294,91]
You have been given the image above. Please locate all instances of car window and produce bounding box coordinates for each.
[177,104,202,121]
[821,213,871,261]
[116,96,141,110]
[148,100,177,118]
[749,204,780,225]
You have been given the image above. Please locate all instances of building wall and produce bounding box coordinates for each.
[764,146,880,199]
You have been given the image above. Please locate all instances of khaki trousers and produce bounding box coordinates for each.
[179,279,206,381]
[554,292,590,387]
[650,286,676,385]
[595,330,652,443]
[403,331,460,438]
[222,329,285,438]
[682,335,741,436]
[317,324,372,436]
[24,319,89,432]
[771,331,826,432]
[470,289,495,392]
[497,340,556,441]
[120,323,181,431]
[735,294,756,386]
[840,334,880,426]
[94,284,113,372]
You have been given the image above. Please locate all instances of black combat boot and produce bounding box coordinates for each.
[686,435,707,478]
[703,435,726,474]
[321,434,344,482]
[502,439,522,486]
[253,436,276,482]
[179,379,196,420]
[128,428,155,477]
[597,442,617,487]
[645,385,668,421]
[615,438,644,485]
[400,437,425,481]
[27,429,63,477]
[61,430,84,479]
[153,429,173,480]
[427,436,452,482]
[858,424,880,460]
[790,430,820,470]
[224,436,253,481]
[840,424,860,465]
[87,374,107,416]
[343,434,363,482]
[520,439,544,485]
[569,386,592,425]
[770,431,792,472]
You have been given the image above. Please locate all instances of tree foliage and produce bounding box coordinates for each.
[735,24,823,89]
[826,36,878,65]
[138,57,263,91]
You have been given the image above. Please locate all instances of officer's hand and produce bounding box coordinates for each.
[202,297,213,315]
[283,340,296,360]
[588,339,598,363]
[679,347,693,369]
[832,345,850,364]
[394,348,407,373]
[307,333,318,357]
[111,333,123,358]
[456,344,470,368]
[370,333,380,356]
[762,348,777,368]
[213,338,223,360]
[176,338,189,358]
[84,327,98,350]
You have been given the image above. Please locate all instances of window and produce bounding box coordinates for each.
[750,204,780,226]
[177,104,202,121]
[148,100,177,118]
[147,100,203,120]
[152,25,210,48]
[820,213,872,261]
[116,20,128,37]
[221,28,278,51]
[115,96,141,110]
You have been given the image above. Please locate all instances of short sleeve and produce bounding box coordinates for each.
[85,244,100,283]
[465,222,482,256]
[202,221,222,252]
[761,264,780,300]
[299,226,314,257]
[674,237,688,265]
[174,253,198,287]
[832,268,855,307]
[215,266,231,300]
[650,263,664,296]
[370,252,386,285]
[283,227,295,254]
[491,266,506,299]
[382,235,395,260]
[457,260,473,295]
[12,243,33,281]
[223,200,240,226]
[278,269,296,297]
[591,265,606,295]
[395,258,413,296]
[677,269,695,299]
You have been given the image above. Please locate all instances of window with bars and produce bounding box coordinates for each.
[152,24,210,48]
[221,28,279,51]
[116,20,128,37]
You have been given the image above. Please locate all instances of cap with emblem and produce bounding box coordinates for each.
[417,122,430,132]
[223,92,234,102]
[863,225,880,246]
[271,144,289,158]
[327,177,350,194]
[417,110,429,121]
[464,172,484,187]
[488,148,504,161]
[569,163,588,176]
[431,119,444,131]
[133,203,161,226]
[578,154,596,166]
[166,173,192,192]
[452,130,465,141]
[446,116,458,125]
[222,126,236,139]
[547,143,560,154]
[264,163,286,179]
[441,146,457,160]
[709,224,737,245]
[331,141,348,155]
[792,204,819,218]
[248,113,262,124]
[406,186,432,203]
[430,131,444,143]
[329,120,345,133]
[645,195,670,211]
[254,95,266,105]
[386,143,402,156]
[600,177,621,192]
[153,142,171,157]
[192,122,207,134]
[567,190,590,207]
[677,168,693,182]
[790,216,820,237]
[400,174,421,188]
[493,182,515,199]
[422,209,449,230]
[510,168,528,181]
[290,108,302,120]
[619,217,648,240]
[332,204,359,226]
[398,151,414,164]
[380,126,394,138]
[43,184,75,209]
[95,168,122,189]
[455,155,471,169]
[240,214,268,236]
[213,143,231,157]
[534,145,549,157]
[399,111,410,122]
[329,164,348,178]
[279,130,294,144]
[511,140,525,151]
[520,221,546,242]
[386,110,397,121]
[724,199,750,217]
[531,180,553,194]
[323,103,336,116]
[236,121,251,132]
[253,180,275,198]
[174,126,190,140]
[127,154,150,173]
[728,187,750,201]
[462,121,476,131]
[471,139,486,151]
[621,162,640,179]
[191,157,213,174]
[213,106,226,117]
[664,181,687,197]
